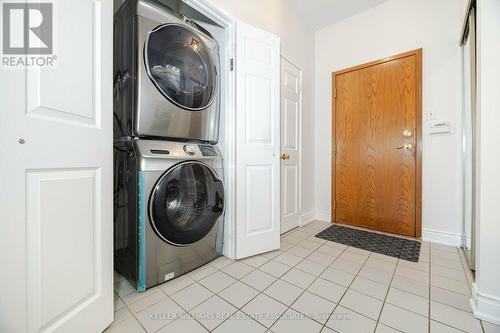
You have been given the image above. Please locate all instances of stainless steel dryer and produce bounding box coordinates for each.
[114,140,224,291]
[114,0,220,143]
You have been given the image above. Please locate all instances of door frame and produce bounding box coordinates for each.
[280,55,303,233]
[184,0,238,258]
[331,49,423,238]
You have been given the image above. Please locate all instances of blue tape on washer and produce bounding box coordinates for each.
[137,171,146,292]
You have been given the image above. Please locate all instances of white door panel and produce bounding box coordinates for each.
[280,58,302,234]
[0,1,113,332]
[235,21,280,259]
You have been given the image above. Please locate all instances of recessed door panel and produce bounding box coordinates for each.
[284,99,298,150]
[27,1,101,127]
[245,38,272,65]
[284,70,299,93]
[283,165,298,217]
[26,168,100,332]
[245,74,272,144]
[245,165,274,234]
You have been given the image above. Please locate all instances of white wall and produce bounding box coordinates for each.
[472,0,500,324]
[314,0,465,244]
[207,0,317,221]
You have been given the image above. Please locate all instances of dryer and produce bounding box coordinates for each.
[114,0,221,143]
[114,139,224,290]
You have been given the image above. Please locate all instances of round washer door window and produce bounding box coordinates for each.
[149,161,224,245]
[145,24,217,110]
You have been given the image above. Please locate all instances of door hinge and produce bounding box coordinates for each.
[333,200,336,210]
[333,88,337,99]
[332,143,336,155]
[229,58,234,71]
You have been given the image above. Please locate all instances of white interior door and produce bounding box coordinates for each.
[280,58,302,234]
[235,21,280,259]
[0,1,113,332]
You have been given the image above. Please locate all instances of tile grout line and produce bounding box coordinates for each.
[372,252,400,333]
[428,244,432,333]
[318,246,371,332]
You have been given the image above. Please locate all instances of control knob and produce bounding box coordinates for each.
[183,145,196,155]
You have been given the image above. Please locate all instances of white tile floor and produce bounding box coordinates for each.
[107,221,500,333]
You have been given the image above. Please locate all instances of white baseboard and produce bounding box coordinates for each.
[422,228,461,246]
[300,211,316,225]
[471,282,500,325]
[314,210,331,222]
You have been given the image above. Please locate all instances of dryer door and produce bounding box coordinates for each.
[149,161,224,245]
[145,24,218,111]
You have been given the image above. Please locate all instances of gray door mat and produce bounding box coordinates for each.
[315,224,421,262]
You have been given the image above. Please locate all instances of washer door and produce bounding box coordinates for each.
[145,24,217,111]
[149,161,224,246]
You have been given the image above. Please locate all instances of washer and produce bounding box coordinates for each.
[114,0,221,143]
[114,140,224,290]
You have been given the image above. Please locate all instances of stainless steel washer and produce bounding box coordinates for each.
[113,139,224,290]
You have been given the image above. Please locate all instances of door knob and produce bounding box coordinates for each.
[396,143,413,150]
[280,153,290,160]
[403,129,413,138]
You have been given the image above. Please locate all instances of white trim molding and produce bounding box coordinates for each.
[300,211,316,226]
[422,228,462,246]
[471,282,500,325]
[314,210,331,222]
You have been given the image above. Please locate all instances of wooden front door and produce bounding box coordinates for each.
[332,49,422,237]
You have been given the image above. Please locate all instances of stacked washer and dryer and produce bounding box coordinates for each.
[113,0,224,291]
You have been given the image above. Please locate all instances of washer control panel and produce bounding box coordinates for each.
[183,144,197,156]
[198,145,217,156]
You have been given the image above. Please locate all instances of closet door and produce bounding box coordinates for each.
[0,1,113,332]
[235,21,281,259]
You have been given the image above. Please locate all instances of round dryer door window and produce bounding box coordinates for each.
[149,161,224,246]
[145,24,217,110]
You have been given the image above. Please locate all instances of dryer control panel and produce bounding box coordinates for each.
[198,145,217,156]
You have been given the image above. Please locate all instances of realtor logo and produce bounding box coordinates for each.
[2,2,53,54]
[1,1,56,67]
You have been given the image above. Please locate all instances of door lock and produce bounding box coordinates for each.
[396,143,413,150]
[403,129,413,138]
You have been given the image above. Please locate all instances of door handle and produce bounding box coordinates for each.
[280,153,290,160]
[396,143,414,150]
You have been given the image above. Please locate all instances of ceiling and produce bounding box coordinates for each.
[288,0,389,30]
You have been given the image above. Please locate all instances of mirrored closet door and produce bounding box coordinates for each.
[461,1,476,271]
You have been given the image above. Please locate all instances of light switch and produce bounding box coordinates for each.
[429,120,452,134]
